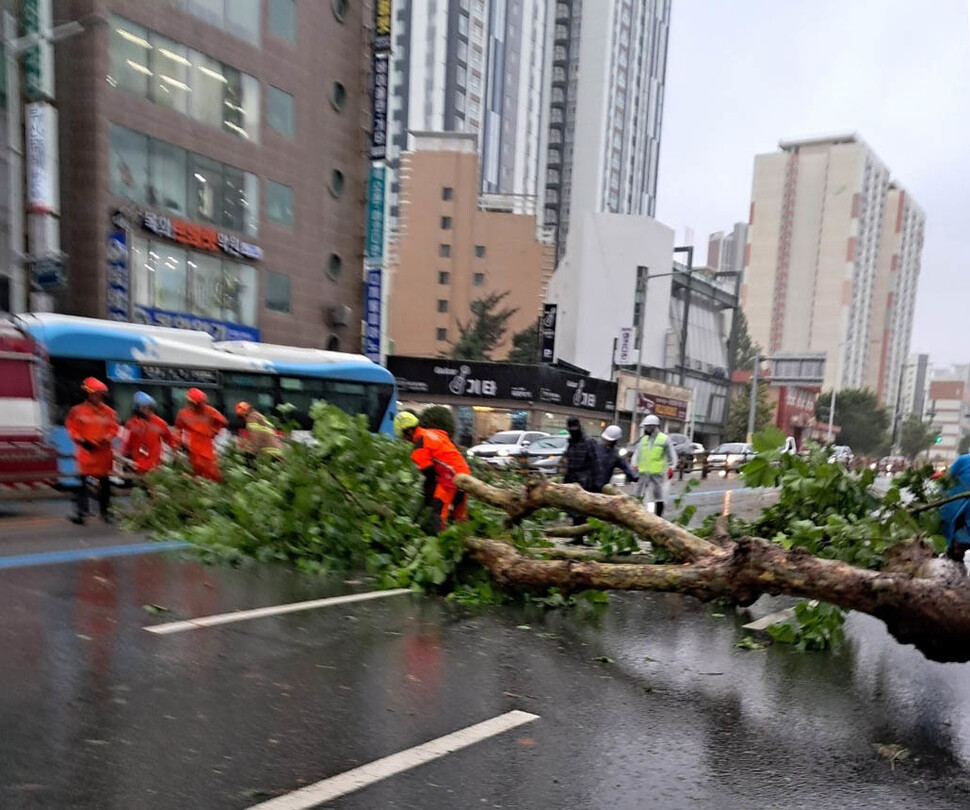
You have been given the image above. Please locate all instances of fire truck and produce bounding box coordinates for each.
[0,319,58,492]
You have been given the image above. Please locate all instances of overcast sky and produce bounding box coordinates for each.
[655,0,970,367]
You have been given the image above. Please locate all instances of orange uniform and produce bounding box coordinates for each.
[175,404,228,481]
[410,427,470,527]
[65,401,119,477]
[124,413,175,474]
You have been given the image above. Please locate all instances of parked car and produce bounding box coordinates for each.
[829,445,855,466]
[524,435,570,475]
[466,430,550,467]
[706,442,755,473]
[874,456,907,476]
[667,433,698,471]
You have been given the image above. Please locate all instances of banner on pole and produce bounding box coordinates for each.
[614,327,635,365]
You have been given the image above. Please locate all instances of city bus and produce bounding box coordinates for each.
[15,313,396,484]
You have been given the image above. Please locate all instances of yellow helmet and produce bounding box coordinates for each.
[393,411,420,436]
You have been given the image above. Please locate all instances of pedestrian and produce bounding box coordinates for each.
[175,388,228,481]
[595,424,638,491]
[940,454,970,562]
[394,412,470,533]
[235,402,284,461]
[123,391,175,477]
[562,416,605,525]
[65,377,119,524]
[635,414,677,518]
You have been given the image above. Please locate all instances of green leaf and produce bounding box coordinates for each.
[735,636,767,651]
[752,425,786,453]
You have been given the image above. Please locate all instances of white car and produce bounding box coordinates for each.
[466,430,550,467]
[706,442,755,473]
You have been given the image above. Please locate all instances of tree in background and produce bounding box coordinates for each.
[898,416,940,461]
[733,309,761,372]
[418,405,456,438]
[815,389,889,456]
[450,292,518,361]
[725,381,774,441]
[507,322,540,365]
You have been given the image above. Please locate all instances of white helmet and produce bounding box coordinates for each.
[641,414,660,427]
[601,425,623,442]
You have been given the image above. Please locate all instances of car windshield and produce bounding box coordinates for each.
[713,443,749,454]
[530,437,568,451]
[487,432,522,444]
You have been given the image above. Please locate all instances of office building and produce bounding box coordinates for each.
[707,223,747,277]
[388,133,554,358]
[928,374,970,461]
[49,0,367,347]
[743,134,925,398]
[899,352,930,420]
[538,0,671,258]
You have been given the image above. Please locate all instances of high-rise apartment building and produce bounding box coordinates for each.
[387,0,548,221]
[538,0,671,257]
[743,134,925,400]
[899,353,930,419]
[707,223,747,277]
[46,0,368,348]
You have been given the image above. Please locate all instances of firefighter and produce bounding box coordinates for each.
[65,377,119,524]
[235,402,284,460]
[175,388,228,481]
[123,391,175,476]
[394,411,470,532]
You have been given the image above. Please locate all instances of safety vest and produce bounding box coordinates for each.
[638,432,668,475]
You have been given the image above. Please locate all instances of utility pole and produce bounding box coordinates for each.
[827,347,843,443]
[630,266,648,439]
[673,245,694,387]
[746,352,759,441]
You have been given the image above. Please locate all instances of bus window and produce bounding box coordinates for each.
[50,358,107,423]
[222,373,276,427]
[111,384,170,423]
[281,377,393,432]
[279,377,320,429]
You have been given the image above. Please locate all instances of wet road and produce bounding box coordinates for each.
[2,499,970,808]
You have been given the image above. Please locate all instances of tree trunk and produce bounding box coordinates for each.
[454,475,970,663]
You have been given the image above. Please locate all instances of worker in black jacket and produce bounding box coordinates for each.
[595,424,638,491]
[562,417,605,525]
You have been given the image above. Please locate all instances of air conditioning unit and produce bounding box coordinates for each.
[326,304,352,328]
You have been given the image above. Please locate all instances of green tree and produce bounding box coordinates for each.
[419,405,456,438]
[733,309,761,371]
[725,381,774,441]
[815,388,889,456]
[450,291,518,361]
[507,322,540,365]
[898,416,940,461]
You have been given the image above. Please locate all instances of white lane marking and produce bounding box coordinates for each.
[144,589,411,635]
[246,710,539,809]
[743,606,797,632]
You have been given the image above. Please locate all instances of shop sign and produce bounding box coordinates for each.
[25,102,58,214]
[614,327,635,365]
[106,228,129,320]
[363,268,382,362]
[106,361,219,387]
[22,0,53,101]
[365,166,386,263]
[132,304,260,342]
[142,211,263,262]
[369,54,389,160]
[373,0,392,52]
[636,392,689,422]
[540,304,556,365]
[388,357,616,413]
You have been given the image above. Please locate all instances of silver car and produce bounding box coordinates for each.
[524,435,570,475]
[706,442,755,472]
[466,430,550,467]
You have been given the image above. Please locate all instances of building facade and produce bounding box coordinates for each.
[707,223,747,278]
[538,0,670,258]
[743,134,925,399]
[928,376,970,461]
[388,133,554,359]
[899,352,930,420]
[50,0,366,348]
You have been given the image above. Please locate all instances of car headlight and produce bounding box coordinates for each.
[497,448,510,457]
[467,449,476,457]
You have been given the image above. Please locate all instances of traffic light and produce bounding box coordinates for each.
[935,436,943,444]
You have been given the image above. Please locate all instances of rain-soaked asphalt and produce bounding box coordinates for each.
[2,496,970,809]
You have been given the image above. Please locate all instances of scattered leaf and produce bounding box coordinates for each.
[735,636,767,651]
[141,604,170,614]
[710,612,726,618]
[517,737,536,747]
[516,625,531,630]
[875,744,910,770]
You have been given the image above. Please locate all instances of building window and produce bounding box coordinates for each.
[330,81,347,111]
[108,15,150,96]
[437,300,449,313]
[438,271,450,284]
[474,245,486,258]
[225,0,261,44]
[266,180,294,226]
[437,328,448,341]
[189,154,224,225]
[223,67,261,141]
[150,33,190,114]
[109,124,150,203]
[329,169,346,198]
[269,0,297,41]
[148,139,188,217]
[458,14,469,36]
[332,0,349,22]
[265,270,291,313]
[223,165,260,237]
[473,273,484,286]
[267,86,295,137]
[327,253,343,280]
[442,187,453,200]
[327,335,341,351]
[439,244,451,258]
[441,216,452,230]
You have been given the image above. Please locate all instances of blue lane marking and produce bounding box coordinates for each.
[680,486,772,498]
[0,540,191,570]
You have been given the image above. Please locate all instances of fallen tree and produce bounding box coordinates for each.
[125,405,970,663]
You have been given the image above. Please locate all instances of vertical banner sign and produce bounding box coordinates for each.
[106,225,130,322]
[365,166,386,262]
[369,54,389,160]
[22,0,54,101]
[364,268,383,362]
[373,0,392,52]
[614,326,635,365]
[540,304,557,365]
[25,102,58,214]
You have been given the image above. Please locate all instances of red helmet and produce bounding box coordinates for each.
[82,377,108,394]
[235,401,252,417]
[186,387,207,404]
